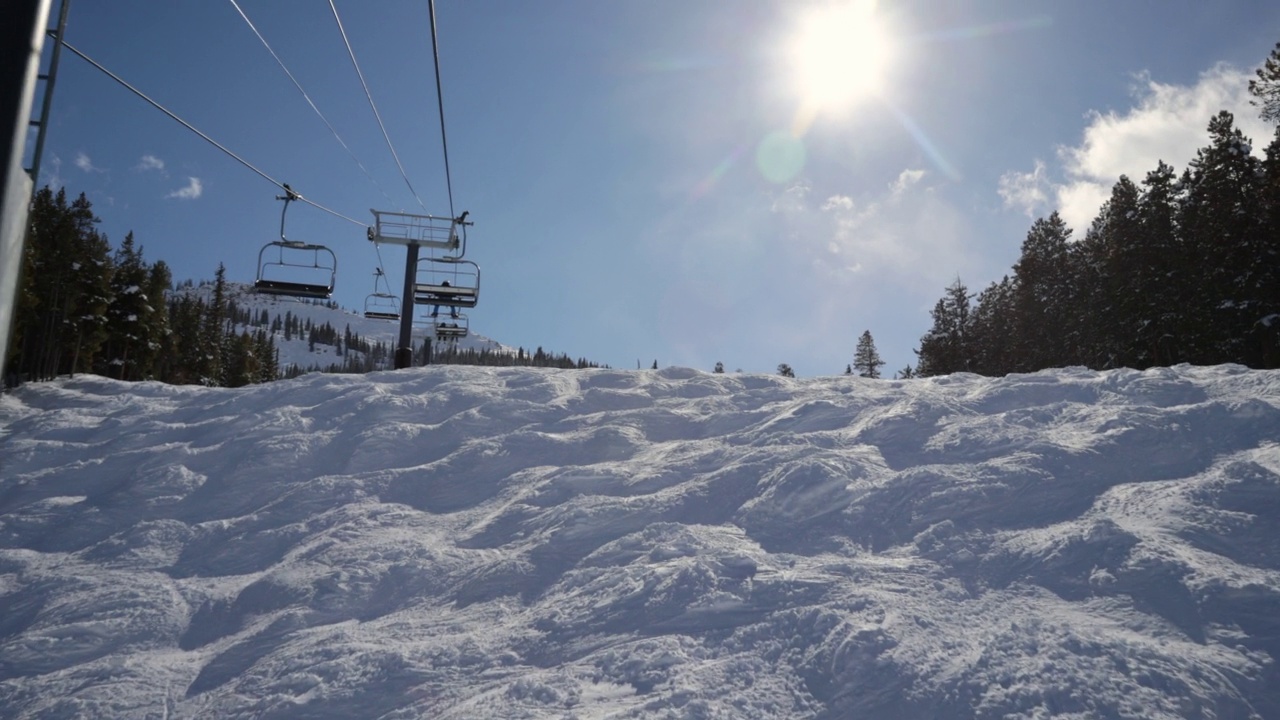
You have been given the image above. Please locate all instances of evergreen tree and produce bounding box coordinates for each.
[1177,112,1263,363]
[165,293,205,384]
[776,363,795,378]
[1133,161,1183,366]
[145,261,173,378]
[200,264,229,385]
[915,278,972,376]
[967,276,1017,375]
[1010,213,1074,371]
[1254,126,1280,366]
[853,330,885,378]
[713,361,724,373]
[11,188,112,380]
[895,365,916,379]
[1249,41,1280,124]
[100,233,158,380]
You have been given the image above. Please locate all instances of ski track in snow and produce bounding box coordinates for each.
[1,363,1279,718]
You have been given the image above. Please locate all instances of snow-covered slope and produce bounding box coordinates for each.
[1,364,1279,718]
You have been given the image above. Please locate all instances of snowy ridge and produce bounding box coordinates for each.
[1,364,1279,718]
[187,282,508,372]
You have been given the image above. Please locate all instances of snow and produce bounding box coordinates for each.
[1,363,1279,718]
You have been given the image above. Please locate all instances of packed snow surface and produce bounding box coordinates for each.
[1,364,1279,719]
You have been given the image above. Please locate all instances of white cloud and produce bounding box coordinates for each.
[821,195,853,211]
[1060,65,1263,183]
[891,169,926,196]
[1054,182,1109,237]
[43,154,63,190]
[998,160,1050,219]
[166,177,203,200]
[771,181,810,214]
[801,169,973,289]
[1039,63,1271,234]
[74,152,101,173]
[136,155,165,172]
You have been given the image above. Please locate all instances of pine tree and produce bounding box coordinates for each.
[853,330,885,378]
[915,278,972,376]
[967,276,1017,375]
[1249,41,1280,124]
[1254,126,1280,366]
[1010,213,1074,371]
[200,264,229,385]
[101,232,157,380]
[145,261,173,379]
[1177,111,1263,363]
[12,188,112,380]
[777,363,795,378]
[713,361,724,373]
[1133,161,1183,366]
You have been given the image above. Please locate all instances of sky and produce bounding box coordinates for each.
[23,0,1280,375]
[3,357,1279,716]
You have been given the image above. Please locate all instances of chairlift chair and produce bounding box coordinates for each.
[253,186,337,299]
[432,313,469,341]
[413,257,479,309]
[363,269,401,321]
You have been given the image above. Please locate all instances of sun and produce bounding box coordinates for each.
[789,1,893,119]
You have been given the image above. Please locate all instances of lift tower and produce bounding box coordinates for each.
[367,209,474,369]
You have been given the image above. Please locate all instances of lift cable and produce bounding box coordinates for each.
[328,0,429,213]
[372,236,391,277]
[426,0,456,219]
[227,0,397,209]
[56,35,365,228]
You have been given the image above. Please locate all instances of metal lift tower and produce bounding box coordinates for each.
[367,209,473,370]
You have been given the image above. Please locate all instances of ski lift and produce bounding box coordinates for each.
[432,313,469,341]
[363,268,401,321]
[254,186,337,299]
[413,257,479,309]
[369,209,470,259]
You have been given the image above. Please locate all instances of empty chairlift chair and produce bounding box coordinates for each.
[363,269,401,321]
[254,241,337,299]
[253,185,337,299]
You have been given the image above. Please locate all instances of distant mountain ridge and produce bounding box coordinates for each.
[177,281,509,375]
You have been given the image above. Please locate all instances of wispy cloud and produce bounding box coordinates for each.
[1004,63,1271,234]
[135,154,165,172]
[166,177,203,200]
[998,160,1050,219]
[43,154,63,190]
[74,152,102,173]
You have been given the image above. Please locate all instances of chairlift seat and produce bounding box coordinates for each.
[414,283,478,307]
[435,322,468,339]
[364,310,401,321]
[254,279,333,299]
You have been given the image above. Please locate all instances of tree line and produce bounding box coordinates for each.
[914,51,1280,377]
[7,189,282,388]
[6,187,602,388]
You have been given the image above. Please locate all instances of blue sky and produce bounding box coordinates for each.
[27,0,1280,375]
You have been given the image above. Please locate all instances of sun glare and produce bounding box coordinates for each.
[790,1,892,119]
